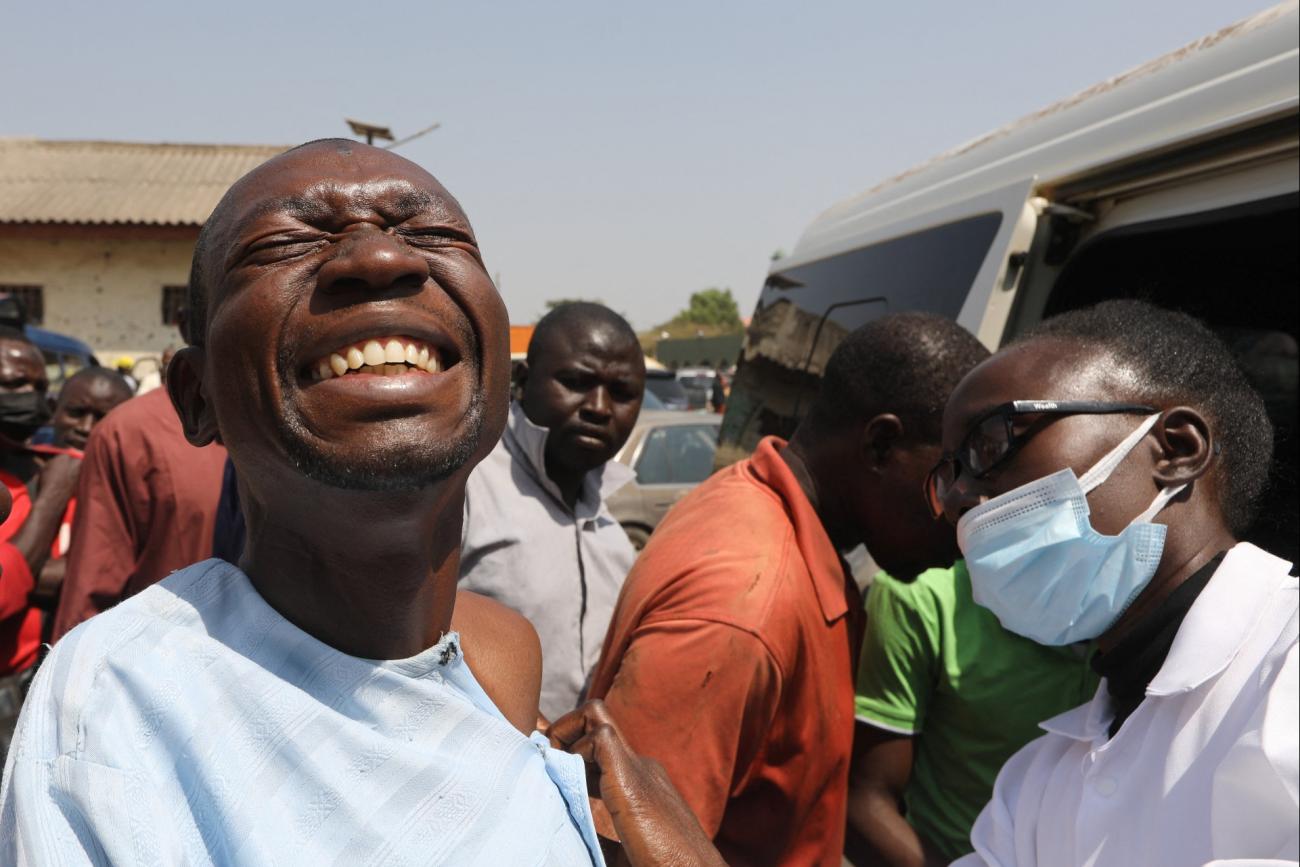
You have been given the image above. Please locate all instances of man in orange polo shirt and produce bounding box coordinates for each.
[587,313,990,865]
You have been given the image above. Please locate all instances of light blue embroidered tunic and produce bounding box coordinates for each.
[0,559,604,866]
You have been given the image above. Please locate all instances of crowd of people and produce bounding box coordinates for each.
[0,140,1293,866]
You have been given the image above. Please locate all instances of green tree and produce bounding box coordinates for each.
[672,288,742,330]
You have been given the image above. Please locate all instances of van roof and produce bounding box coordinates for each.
[781,2,1299,271]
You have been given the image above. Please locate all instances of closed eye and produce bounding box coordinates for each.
[238,234,328,266]
[395,225,477,246]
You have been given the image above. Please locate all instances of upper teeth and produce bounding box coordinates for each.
[311,336,443,381]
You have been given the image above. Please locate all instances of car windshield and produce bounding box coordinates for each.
[645,373,690,406]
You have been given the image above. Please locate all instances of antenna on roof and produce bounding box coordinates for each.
[344,119,395,146]
[344,119,442,149]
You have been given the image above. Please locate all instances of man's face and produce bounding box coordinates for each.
[520,323,645,480]
[192,141,510,492]
[52,376,131,450]
[0,340,47,395]
[0,339,50,447]
[939,340,1163,536]
[849,430,959,580]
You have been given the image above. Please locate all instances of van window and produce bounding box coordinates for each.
[718,212,1003,465]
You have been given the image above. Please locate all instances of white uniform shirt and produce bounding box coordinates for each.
[461,402,636,720]
[955,543,1298,867]
[0,559,604,866]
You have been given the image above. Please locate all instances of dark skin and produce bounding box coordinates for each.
[167,141,721,865]
[784,413,960,579]
[784,412,959,867]
[51,371,134,452]
[0,338,79,583]
[846,724,945,867]
[516,321,645,509]
[938,338,1230,653]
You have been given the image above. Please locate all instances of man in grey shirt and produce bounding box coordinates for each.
[461,302,646,721]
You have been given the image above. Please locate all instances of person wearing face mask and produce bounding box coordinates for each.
[0,327,83,758]
[929,300,1297,866]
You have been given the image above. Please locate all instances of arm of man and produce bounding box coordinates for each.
[451,589,542,735]
[596,617,780,837]
[51,424,136,641]
[847,573,945,867]
[846,724,944,867]
[7,454,80,600]
[552,699,727,867]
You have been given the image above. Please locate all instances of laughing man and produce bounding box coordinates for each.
[0,140,719,866]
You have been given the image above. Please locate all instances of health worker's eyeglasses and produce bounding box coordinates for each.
[924,400,1157,518]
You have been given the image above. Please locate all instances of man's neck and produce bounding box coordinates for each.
[1097,514,1236,653]
[543,455,585,512]
[780,437,851,549]
[239,477,465,660]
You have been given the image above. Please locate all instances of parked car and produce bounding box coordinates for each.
[607,410,722,549]
[644,368,691,411]
[719,4,1298,562]
[26,326,100,395]
[676,369,716,410]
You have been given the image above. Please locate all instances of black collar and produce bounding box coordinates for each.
[1091,552,1227,737]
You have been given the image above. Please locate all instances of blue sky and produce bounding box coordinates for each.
[5,0,1275,329]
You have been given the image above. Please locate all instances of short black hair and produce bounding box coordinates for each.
[0,325,34,346]
[58,366,133,400]
[805,312,990,443]
[527,302,639,365]
[1020,299,1272,536]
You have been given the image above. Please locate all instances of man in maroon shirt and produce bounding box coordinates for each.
[51,385,227,641]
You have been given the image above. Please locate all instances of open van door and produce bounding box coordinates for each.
[717,177,1040,466]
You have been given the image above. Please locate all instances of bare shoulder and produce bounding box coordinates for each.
[451,590,543,735]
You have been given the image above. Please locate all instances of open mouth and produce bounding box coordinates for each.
[305,335,451,381]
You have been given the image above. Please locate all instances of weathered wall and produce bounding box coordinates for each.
[0,224,197,361]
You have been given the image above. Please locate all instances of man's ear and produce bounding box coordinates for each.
[1152,406,1215,484]
[512,359,529,391]
[166,346,220,447]
[861,413,904,470]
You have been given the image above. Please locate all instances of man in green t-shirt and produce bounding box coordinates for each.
[845,560,1098,865]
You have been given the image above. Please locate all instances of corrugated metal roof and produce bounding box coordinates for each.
[0,138,289,226]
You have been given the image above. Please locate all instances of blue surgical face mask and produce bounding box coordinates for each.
[957,413,1185,646]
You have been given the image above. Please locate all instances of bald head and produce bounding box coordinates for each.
[187,139,475,347]
[527,302,640,366]
[52,367,133,450]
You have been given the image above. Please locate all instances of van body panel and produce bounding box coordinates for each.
[780,2,1298,274]
[721,6,1298,565]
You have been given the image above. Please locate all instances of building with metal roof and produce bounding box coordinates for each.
[0,138,287,366]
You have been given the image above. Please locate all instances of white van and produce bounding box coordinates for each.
[718,2,1299,561]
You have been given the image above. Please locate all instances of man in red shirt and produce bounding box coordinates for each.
[50,384,228,641]
[587,313,990,865]
[0,328,85,755]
